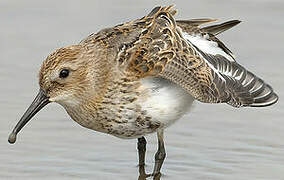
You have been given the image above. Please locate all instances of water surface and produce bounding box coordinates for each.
[0,0,284,179]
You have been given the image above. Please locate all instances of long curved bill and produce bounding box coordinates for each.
[8,89,50,144]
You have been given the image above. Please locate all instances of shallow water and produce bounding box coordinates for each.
[0,0,284,179]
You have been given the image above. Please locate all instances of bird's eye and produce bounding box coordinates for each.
[59,69,69,78]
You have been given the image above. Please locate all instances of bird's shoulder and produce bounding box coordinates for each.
[79,6,180,77]
[79,5,278,107]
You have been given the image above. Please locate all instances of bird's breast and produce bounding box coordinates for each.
[63,77,194,138]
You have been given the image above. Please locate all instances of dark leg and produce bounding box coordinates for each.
[152,130,166,178]
[138,165,149,180]
[137,137,151,180]
[137,136,147,166]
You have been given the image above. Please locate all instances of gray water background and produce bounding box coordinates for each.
[0,0,284,179]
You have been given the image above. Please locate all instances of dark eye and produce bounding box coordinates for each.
[59,69,69,78]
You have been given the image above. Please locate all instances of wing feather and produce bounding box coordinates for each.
[153,6,278,107]
[201,20,241,35]
[82,5,278,107]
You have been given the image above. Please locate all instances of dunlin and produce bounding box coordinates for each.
[8,5,278,178]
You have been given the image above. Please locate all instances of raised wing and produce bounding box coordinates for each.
[177,19,241,61]
[81,5,278,107]
[182,30,278,107]
[148,6,278,107]
[175,9,278,107]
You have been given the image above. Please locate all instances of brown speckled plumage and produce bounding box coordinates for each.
[33,5,278,137]
[9,5,278,177]
[76,5,278,108]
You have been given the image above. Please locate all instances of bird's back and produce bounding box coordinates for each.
[80,5,278,108]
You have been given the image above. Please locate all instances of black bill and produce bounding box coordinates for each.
[8,89,50,144]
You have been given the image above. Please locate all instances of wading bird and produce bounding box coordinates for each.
[9,5,278,179]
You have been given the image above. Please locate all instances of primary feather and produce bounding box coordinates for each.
[80,5,278,108]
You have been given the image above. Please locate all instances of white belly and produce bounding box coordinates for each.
[140,77,194,128]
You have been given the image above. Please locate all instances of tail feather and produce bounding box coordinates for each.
[201,20,241,35]
[176,18,218,26]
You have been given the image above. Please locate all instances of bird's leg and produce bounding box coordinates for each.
[152,130,166,178]
[137,136,147,166]
[138,165,150,180]
[137,137,151,179]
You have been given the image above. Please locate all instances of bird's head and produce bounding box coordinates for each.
[39,45,91,105]
[8,44,110,144]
